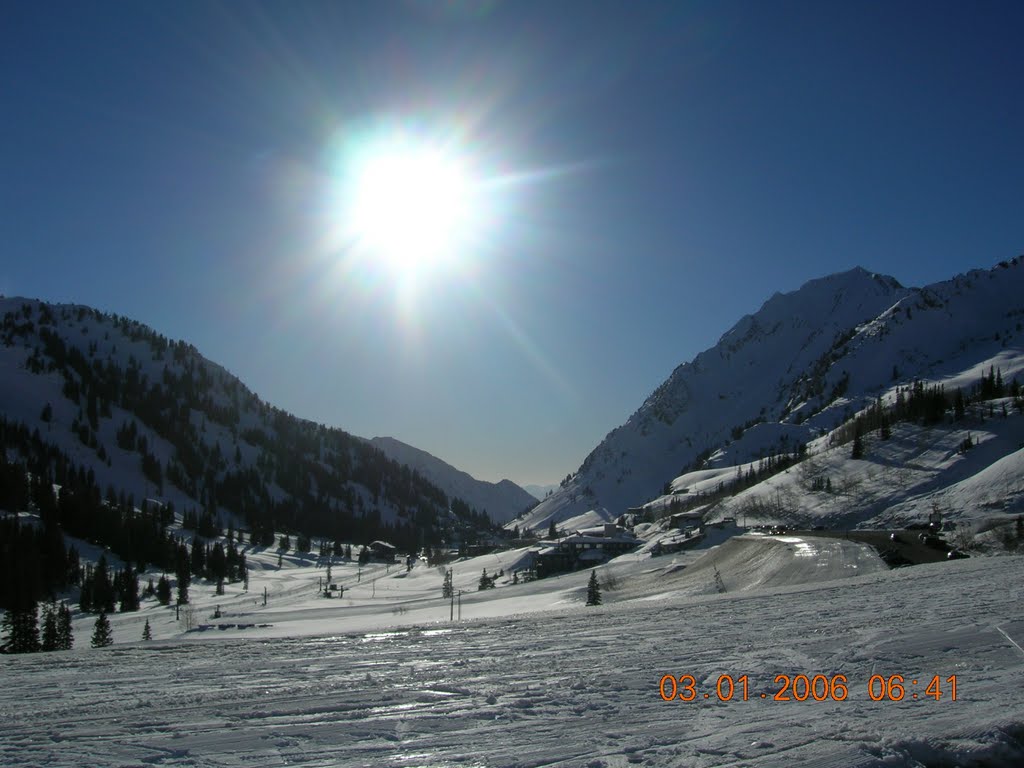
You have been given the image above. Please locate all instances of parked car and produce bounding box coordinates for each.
[947,549,970,560]
[890,532,903,543]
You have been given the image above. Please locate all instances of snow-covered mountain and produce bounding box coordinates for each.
[368,436,536,523]
[0,298,500,548]
[518,258,1024,532]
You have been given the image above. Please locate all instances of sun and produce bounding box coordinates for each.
[345,137,475,276]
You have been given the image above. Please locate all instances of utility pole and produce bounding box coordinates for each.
[458,590,462,621]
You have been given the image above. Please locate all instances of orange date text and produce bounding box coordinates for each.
[658,674,958,702]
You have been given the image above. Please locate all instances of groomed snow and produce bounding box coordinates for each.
[2,538,1022,767]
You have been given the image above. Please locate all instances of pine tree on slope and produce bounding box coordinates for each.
[91,612,113,648]
[41,602,58,651]
[56,602,74,650]
[1,604,41,653]
[586,570,602,606]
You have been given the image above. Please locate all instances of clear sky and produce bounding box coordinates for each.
[2,1,1023,487]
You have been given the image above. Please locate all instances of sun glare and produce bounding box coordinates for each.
[345,138,475,276]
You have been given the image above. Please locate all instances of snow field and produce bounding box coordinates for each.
[4,537,1022,767]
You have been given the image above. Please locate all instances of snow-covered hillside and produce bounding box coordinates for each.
[2,532,1021,767]
[369,436,537,523]
[520,259,1024,533]
[0,298,502,548]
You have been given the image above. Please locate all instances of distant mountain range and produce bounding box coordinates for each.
[368,436,536,523]
[521,483,559,501]
[515,257,1024,533]
[4,255,1023,548]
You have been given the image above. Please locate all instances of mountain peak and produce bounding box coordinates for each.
[516,259,1023,532]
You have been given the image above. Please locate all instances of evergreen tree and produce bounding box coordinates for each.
[142,618,152,641]
[442,569,453,599]
[478,568,493,591]
[156,574,172,605]
[91,612,113,648]
[78,568,94,613]
[586,570,602,606]
[954,389,966,420]
[176,575,189,606]
[56,602,73,650]
[41,601,59,651]
[92,555,115,613]
[1,604,40,653]
[190,537,206,577]
[547,519,557,540]
[118,566,139,612]
[851,422,865,460]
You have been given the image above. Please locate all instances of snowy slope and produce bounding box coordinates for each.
[628,400,1024,537]
[2,539,1021,767]
[520,259,1024,532]
[369,435,537,523]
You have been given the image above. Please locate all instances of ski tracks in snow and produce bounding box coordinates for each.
[1,556,1023,767]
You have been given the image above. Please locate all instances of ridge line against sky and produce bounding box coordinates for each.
[2,1,1023,485]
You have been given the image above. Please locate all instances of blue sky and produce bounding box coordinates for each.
[2,1,1023,486]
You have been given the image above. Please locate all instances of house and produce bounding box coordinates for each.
[368,540,397,562]
[669,511,704,530]
[651,527,705,556]
[531,523,641,578]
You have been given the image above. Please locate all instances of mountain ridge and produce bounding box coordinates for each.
[515,258,1024,532]
[368,436,536,524]
[0,297,500,550]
